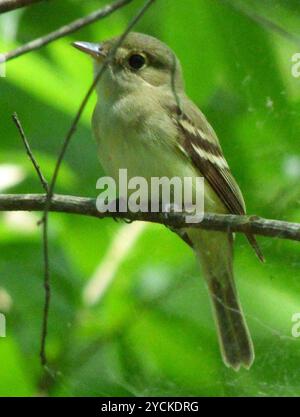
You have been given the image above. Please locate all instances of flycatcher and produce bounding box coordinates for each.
[73,32,263,370]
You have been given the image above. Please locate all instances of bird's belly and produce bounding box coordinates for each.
[98,134,191,180]
[97,134,222,213]
[94,105,224,213]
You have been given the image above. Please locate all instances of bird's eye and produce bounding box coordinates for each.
[128,53,146,70]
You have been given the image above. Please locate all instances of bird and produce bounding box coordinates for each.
[73,32,264,370]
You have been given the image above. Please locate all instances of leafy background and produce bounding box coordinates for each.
[0,0,300,396]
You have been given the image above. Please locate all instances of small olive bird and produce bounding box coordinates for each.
[73,33,263,370]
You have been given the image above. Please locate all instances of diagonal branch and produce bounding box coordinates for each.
[0,193,299,242]
[225,0,300,46]
[0,0,45,13]
[2,0,134,61]
[12,112,49,193]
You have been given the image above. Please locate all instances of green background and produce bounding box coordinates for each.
[0,0,300,396]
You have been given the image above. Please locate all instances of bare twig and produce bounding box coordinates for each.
[43,0,156,211]
[2,0,134,61]
[225,0,300,46]
[0,0,45,13]
[0,193,299,242]
[39,0,155,367]
[11,112,49,365]
[12,113,49,193]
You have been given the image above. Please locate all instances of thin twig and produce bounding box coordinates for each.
[39,0,156,367]
[40,211,50,365]
[2,0,134,61]
[0,0,45,13]
[225,0,300,46]
[11,112,49,365]
[43,0,156,211]
[0,193,299,241]
[12,113,49,193]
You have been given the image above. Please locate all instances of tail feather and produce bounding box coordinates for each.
[208,275,254,370]
[189,229,254,370]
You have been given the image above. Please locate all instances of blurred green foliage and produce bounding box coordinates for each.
[0,0,300,397]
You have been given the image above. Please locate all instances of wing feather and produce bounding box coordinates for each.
[169,101,264,262]
[172,109,246,215]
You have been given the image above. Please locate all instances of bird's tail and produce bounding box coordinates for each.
[207,270,254,370]
[189,229,254,370]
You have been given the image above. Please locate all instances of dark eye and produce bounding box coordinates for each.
[128,54,146,70]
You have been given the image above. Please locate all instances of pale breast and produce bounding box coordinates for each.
[92,92,223,213]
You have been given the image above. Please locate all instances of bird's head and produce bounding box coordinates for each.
[72,32,184,98]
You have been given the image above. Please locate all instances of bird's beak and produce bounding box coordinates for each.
[72,41,107,60]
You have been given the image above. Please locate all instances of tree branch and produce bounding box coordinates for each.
[0,0,45,13]
[0,193,299,242]
[3,0,134,61]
